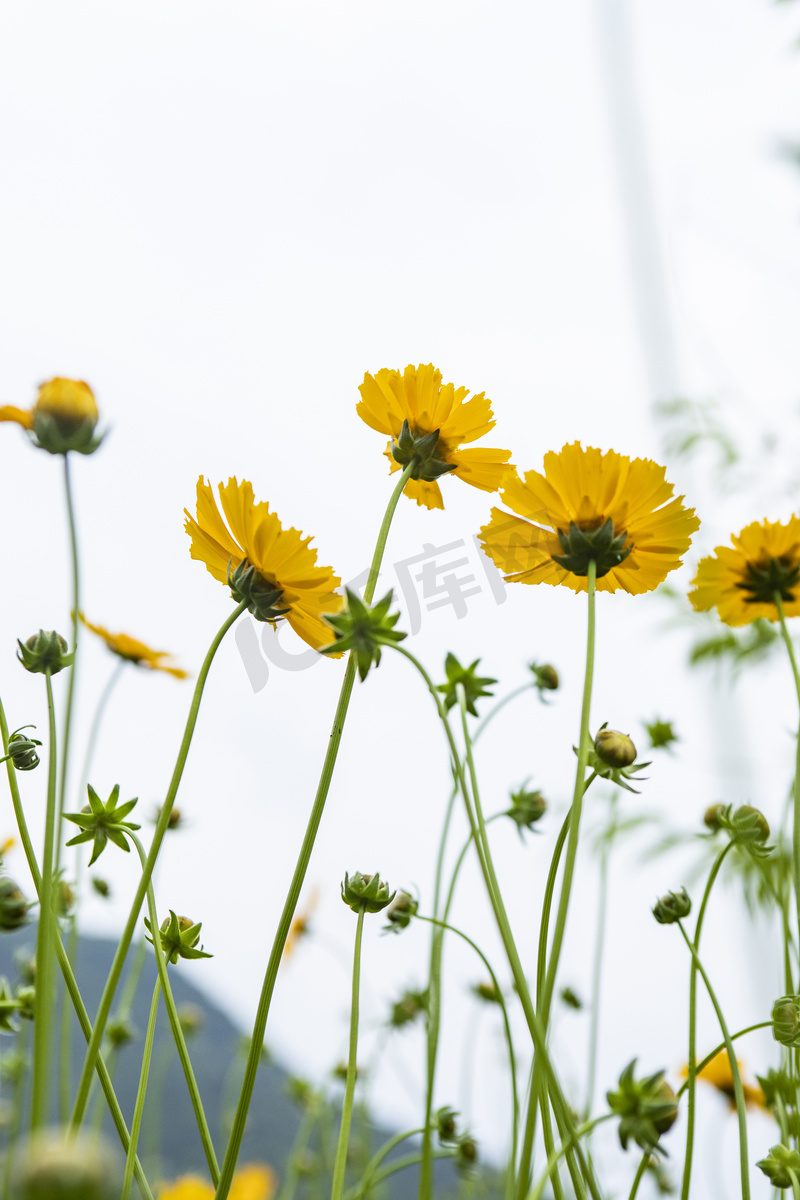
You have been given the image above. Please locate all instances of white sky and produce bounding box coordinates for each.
[2,1,800,1193]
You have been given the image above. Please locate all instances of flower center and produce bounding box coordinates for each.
[551,518,632,578]
[734,553,800,605]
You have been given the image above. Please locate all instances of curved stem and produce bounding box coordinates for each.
[31,671,58,1130]
[130,833,219,1182]
[529,1114,613,1200]
[215,463,415,1199]
[349,1127,425,1200]
[122,976,161,1200]
[71,599,247,1130]
[331,906,366,1200]
[78,658,126,799]
[775,593,800,941]
[627,1153,649,1200]
[56,452,81,873]
[676,920,750,1200]
[366,1151,454,1191]
[415,913,518,1156]
[680,839,735,1200]
[675,1022,771,1099]
[473,684,534,744]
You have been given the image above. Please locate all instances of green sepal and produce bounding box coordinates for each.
[551,518,632,578]
[16,630,74,676]
[734,554,800,605]
[321,589,406,681]
[436,652,496,717]
[390,419,458,483]
[757,1144,800,1189]
[0,726,42,771]
[341,870,395,914]
[64,783,140,866]
[607,1058,678,1154]
[30,410,103,456]
[227,559,290,623]
[0,978,21,1034]
[144,909,213,964]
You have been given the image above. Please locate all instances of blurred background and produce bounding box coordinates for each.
[2,1,800,1193]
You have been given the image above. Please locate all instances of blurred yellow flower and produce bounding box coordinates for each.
[683,1049,765,1111]
[689,516,800,626]
[356,363,512,510]
[479,442,699,594]
[283,887,319,962]
[158,1165,276,1200]
[0,377,100,454]
[81,616,188,679]
[185,477,343,653]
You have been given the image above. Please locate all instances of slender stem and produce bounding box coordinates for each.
[130,833,220,1182]
[215,463,415,1199]
[680,839,735,1200]
[675,1022,771,1099]
[365,1151,454,1191]
[542,559,596,1017]
[415,913,518,1156]
[677,921,750,1200]
[277,1099,323,1200]
[331,906,366,1200]
[122,977,161,1200]
[586,804,613,1120]
[348,1128,425,1200]
[78,658,126,798]
[59,916,79,1121]
[56,452,81,873]
[0,695,154,1199]
[473,684,534,744]
[627,1153,649,1200]
[71,599,247,1130]
[529,1115,613,1200]
[3,1023,29,1200]
[31,671,58,1130]
[776,593,800,942]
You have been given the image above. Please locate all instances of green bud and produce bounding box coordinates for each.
[732,804,770,845]
[15,952,35,985]
[177,1003,204,1038]
[607,1059,678,1153]
[0,979,20,1034]
[560,986,582,1010]
[227,559,290,623]
[286,1076,318,1110]
[144,910,212,964]
[772,995,800,1048]
[90,878,111,899]
[383,890,418,932]
[332,1060,359,1082]
[12,1130,121,1200]
[652,888,691,926]
[456,1135,479,1175]
[389,988,428,1028]
[595,726,637,769]
[16,986,35,1022]
[0,878,31,931]
[436,653,496,717]
[757,1144,800,1189]
[106,1017,136,1048]
[551,517,632,578]
[645,719,678,751]
[506,785,547,835]
[0,726,42,771]
[17,631,73,676]
[29,377,102,456]
[529,662,559,695]
[757,1067,794,1111]
[436,1106,459,1145]
[471,981,502,1005]
[321,590,406,681]
[56,879,75,918]
[341,871,395,914]
[390,420,457,483]
[703,804,726,832]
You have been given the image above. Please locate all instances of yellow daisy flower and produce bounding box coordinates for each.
[80,615,188,679]
[282,886,319,962]
[158,1165,276,1200]
[184,477,343,653]
[479,442,699,594]
[356,363,512,510]
[0,377,100,454]
[689,516,800,626]
[682,1050,765,1111]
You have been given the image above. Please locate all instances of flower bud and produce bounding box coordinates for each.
[652,888,691,926]
[389,988,428,1028]
[772,996,800,1048]
[436,653,496,717]
[436,1106,459,1145]
[31,377,102,456]
[506,786,547,834]
[144,910,212,964]
[594,726,637,769]
[341,871,395,914]
[17,631,73,676]
[0,979,20,1033]
[607,1060,678,1152]
[16,986,35,1021]
[90,878,111,899]
[757,1144,800,1189]
[645,719,678,751]
[1,726,42,772]
[732,804,770,845]
[383,890,418,932]
[703,804,726,832]
[471,982,502,1005]
[560,986,582,1010]
[12,1129,121,1200]
[456,1135,479,1174]
[106,1017,136,1049]
[530,662,559,693]
[0,878,31,931]
[177,1003,204,1039]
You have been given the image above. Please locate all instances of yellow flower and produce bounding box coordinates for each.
[184,477,343,652]
[689,516,800,626]
[0,377,100,454]
[283,887,319,962]
[80,615,189,679]
[683,1050,765,1111]
[356,363,512,510]
[479,442,699,594]
[158,1166,276,1200]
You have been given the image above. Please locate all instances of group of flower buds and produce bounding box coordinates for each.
[0,726,42,772]
[704,802,772,857]
[584,724,649,793]
[144,910,212,964]
[17,630,73,676]
[436,653,496,717]
[341,871,394,914]
[606,1059,678,1154]
[434,1106,478,1174]
[652,888,692,926]
[383,890,418,933]
[321,590,406,681]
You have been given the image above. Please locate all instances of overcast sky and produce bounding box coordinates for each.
[2,1,800,1192]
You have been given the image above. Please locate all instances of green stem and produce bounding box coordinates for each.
[214,462,415,1199]
[586,802,613,1120]
[3,1023,29,1200]
[276,1099,323,1200]
[130,833,220,1182]
[56,452,81,873]
[776,593,800,943]
[70,600,246,1130]
[473,684,534,743]
[0,695,153,1199]
[675,1022,771,1099]
[59,916,79,1121]
[677,920,750,1200]
[529,1114,613,1200]
[680,839,735,1200]
[331,905,366,1200]
[365,1151,454,1191]
[78,658,126,798]
[31,671,58,1130]
[348,1127,425,1200]
[627,1153,648,1200]
[122,976,161,1200]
